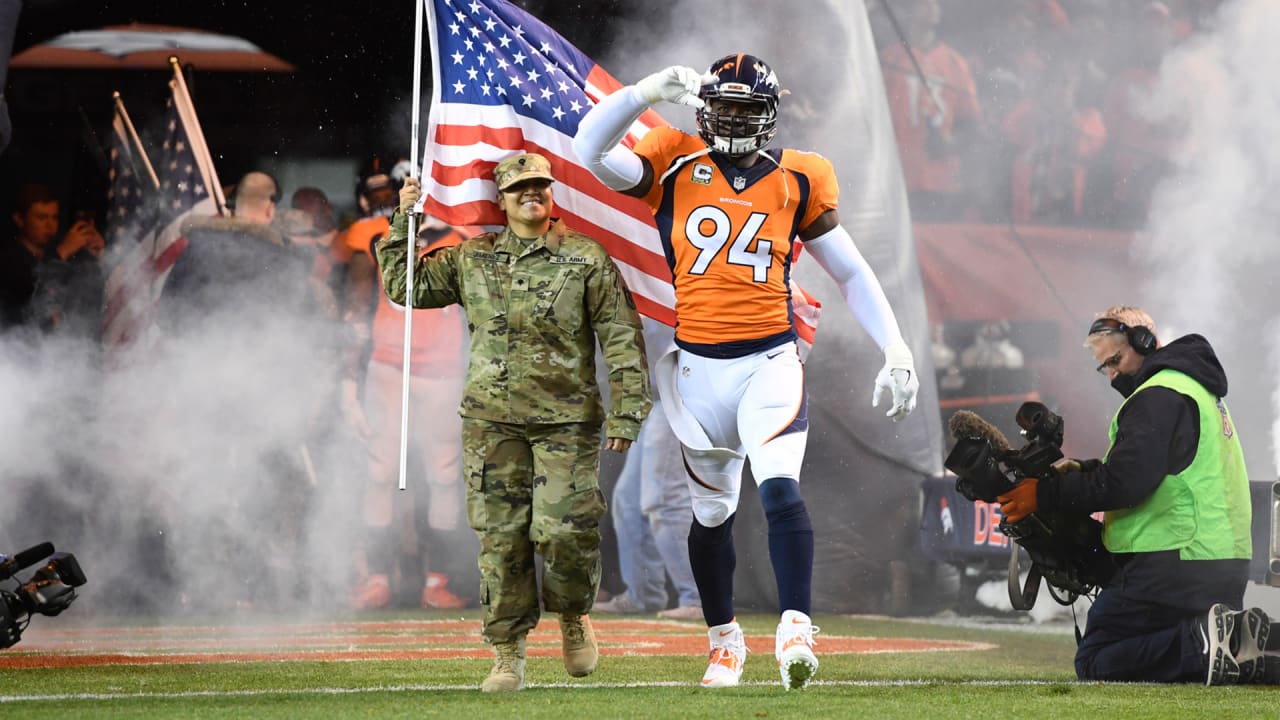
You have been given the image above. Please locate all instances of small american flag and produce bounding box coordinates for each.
[105,108,155,248]
[421,0,819,343]
[102,78,218,354]
[156,83,211,219]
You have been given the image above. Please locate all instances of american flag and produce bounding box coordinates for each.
[105,105,156,248]
[156,80,213,219]
[102,78,219,353]
[421,0,819,343]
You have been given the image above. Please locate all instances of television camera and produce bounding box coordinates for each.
[944,402,1117,610]
[1,542,86,649]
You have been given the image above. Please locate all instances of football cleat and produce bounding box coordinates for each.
[701,620,748,688]
[422,572,467,610]
[775,609,819,690]
[347,573,391,610]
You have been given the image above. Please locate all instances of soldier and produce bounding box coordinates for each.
[377,153,651,693]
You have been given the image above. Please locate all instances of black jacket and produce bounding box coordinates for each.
[1038,334,1248,610]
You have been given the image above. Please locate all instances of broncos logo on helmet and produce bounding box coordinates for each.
[696,53,781,158]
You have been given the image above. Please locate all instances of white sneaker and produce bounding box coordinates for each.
[701,620,748,688]
[775,609,819,690]
[658,604,703,621]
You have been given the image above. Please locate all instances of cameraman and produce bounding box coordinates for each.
[998,305,1269,685]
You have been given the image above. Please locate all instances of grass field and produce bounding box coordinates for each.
[2,610,1277,718]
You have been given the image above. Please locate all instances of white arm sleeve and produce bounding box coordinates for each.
[572,85,649,191]
[802,224,905,351]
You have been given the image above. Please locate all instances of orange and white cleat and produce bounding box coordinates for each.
[422,572,467,609]
[701,619,748,688]
[775,609,819,690]
[347,573,392,610]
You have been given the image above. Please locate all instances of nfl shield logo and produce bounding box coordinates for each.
[732,176,746,191]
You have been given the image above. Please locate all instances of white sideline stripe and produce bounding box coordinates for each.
[0,679,1086,702]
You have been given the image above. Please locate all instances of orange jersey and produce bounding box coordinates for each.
[342,215,467,373]
[633,127,837,351]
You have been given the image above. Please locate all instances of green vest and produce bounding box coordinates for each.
[1102,369,1251,559]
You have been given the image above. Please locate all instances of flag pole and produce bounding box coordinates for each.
[397,0,427,492]
[112,92,160,191]
[168,56,228,217]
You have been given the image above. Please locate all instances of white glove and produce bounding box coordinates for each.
[872,340,919,422]
[636,66,718,108]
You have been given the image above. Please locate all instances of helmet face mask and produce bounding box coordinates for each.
[696,54,780,158]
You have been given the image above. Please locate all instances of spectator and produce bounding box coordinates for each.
[340,173,470,612]
[880,0,983,220]
[286,187,340,289]
[1004,59,1107,225]
[958,319,1024,369]
[384,155,651,692]
[1,182,105,335]
[1099,2,1178,226]
[595,318,701,620]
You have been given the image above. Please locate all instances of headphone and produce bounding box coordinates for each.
[1088,317,1157,355]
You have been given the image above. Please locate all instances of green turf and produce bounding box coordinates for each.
[1,612,1276,718]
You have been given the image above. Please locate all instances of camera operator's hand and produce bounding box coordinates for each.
[1052,457,1101,474]
[1053,458,1081,474]
[997,477,1039,523]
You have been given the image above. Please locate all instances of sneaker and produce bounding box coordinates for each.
[422,572,467,609]
[775,609,819,690]
[560,613,598,677]
[658,605,704,621]
[1202,603,1242,686]
[347,573,391,610]
[481,637,526,692]
[1234,607,1271,684]
[701,620,748,688]
[595,593,647,615]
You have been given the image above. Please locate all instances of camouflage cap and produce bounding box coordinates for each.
[494,153,555,191]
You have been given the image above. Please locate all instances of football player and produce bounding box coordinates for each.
[573,53,919,690]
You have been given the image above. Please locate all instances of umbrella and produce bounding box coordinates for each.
[10,23,295,72]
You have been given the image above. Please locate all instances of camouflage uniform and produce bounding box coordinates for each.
[376,210,650,643]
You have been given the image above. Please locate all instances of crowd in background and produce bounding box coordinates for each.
[871,0,1219,227]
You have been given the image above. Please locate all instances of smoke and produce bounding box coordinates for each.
[0,244,368,618]
[1135,0,1280,478]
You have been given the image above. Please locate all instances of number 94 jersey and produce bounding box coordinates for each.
[633,126,838,352]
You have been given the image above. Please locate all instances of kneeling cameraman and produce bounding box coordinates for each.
[997,305,1270,685]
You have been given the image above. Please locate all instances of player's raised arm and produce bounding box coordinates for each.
[573,66,716,197]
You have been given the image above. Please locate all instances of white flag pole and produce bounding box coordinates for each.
[398,0,427,492]
[112,92,160,191]
[168,56,227,217]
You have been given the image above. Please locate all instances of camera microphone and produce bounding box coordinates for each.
[0,542,55,581]
[948,410,1012,454]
